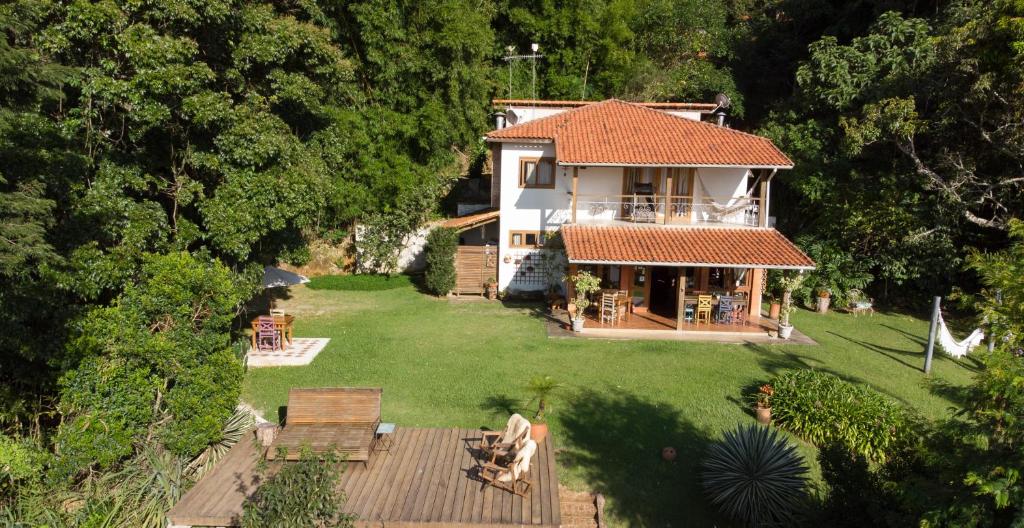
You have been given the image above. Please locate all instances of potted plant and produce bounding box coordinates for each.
[816,288,831,314]
[754,384,773,425]
[777,273,805,340]
[565,271,601,332]
[484,276,498,300]
[525,375,561,443]
[767,292,782,321]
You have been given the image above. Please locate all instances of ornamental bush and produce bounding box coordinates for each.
[423,227,458,295]
[242,448,354,528]
[769,370,918,463]
[702,424,809,527]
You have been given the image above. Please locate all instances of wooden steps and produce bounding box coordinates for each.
[558,486,601,528]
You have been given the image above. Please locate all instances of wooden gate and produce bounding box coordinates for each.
[455,245,497,295]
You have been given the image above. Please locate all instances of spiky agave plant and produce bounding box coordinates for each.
[701,424,809,527]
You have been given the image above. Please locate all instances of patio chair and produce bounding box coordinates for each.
[717,296,734,324]
[695,295,713,324]
[732,303,747,326]
[600,292,618,324]
[479,438,537,496]
[847,289,875,316]
[256,316,280,352]
[684,303,695,323]
[479,414,531,464]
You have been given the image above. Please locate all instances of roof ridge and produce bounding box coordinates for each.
[488,99,616,136]
[609,99,786,145]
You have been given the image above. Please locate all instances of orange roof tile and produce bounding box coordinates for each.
[486,99,792,168]
[441,208,499,231]
[561,225,815,269]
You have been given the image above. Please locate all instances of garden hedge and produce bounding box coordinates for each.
[424,227,458,295]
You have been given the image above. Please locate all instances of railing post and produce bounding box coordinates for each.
[758,171,768,227]
[571,166,579,223]
[664,171,673,224]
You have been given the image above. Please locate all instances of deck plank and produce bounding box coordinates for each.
[169,427,560,527]
[399,427,445,521]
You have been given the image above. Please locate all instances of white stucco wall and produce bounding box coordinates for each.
[494,150,760,290]
[497,143,572,291]
[503,106,704,127]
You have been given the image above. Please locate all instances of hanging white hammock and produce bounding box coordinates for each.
[696,176,758,216]
[937,313,985,358]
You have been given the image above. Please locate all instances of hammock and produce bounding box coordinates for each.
[696,174,758,216]
[937,313,985,358]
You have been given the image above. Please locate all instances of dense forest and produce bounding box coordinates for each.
[1,0,1022,526]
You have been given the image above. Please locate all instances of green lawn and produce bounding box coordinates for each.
[242,282,977,527]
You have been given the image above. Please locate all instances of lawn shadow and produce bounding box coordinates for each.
[826,331,921,372]
[744,343,862,384]
[479,393,523,421]
[879,324,927,347]
[558,387,719,526]
[923,376,973,410]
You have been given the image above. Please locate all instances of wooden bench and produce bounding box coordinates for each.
[267,387,382,463]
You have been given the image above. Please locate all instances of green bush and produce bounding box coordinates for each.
[769,370,918,463]
[242,448,354,528]
[0,433,44,498]
[306,274,413,291]
[702,424,809,527]
[423,227,458,295]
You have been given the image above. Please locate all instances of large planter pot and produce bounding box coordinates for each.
[817,296,830,313]
[755,405,772,425]
[768,302,781,320]
[571,318,585,332]
[530,422,548,444]
[778,323,795,340]
[485,284,498,300]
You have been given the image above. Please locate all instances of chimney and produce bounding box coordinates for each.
[714,108,727,127]
[493,111,507,129]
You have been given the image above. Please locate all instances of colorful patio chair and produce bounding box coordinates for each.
[695,295,713,324]
[684,303,695,323]
[256,316,280,352]
[717,296,734,324]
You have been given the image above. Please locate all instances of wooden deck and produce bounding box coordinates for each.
[168,427,561,528]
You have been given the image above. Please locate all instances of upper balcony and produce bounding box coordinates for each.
[571,194,764,228]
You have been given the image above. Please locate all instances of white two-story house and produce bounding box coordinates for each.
[447,98,814,334]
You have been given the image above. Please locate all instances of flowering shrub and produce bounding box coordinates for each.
[769,370,919,463]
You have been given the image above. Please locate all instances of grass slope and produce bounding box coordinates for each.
[242,281,975,527]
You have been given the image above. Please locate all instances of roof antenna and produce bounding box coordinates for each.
[503,43,543,119]
[713,93,731,126]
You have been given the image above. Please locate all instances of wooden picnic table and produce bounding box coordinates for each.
[250,314,295,351]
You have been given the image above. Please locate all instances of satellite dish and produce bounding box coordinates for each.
[714,93,731,109]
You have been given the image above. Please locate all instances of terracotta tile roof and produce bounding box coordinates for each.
[441,208,499,231]
[561,225,815,269]
[486,99,793,168]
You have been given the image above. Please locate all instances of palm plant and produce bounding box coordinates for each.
[702,424,809,527]
[525,376,561,422]
[185,406,255,479]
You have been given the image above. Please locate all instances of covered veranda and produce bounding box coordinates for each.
[561,224,815,335]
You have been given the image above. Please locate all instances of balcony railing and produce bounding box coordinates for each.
[574,194,762,227]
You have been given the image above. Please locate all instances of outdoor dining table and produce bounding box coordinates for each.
[250,314,295,350]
